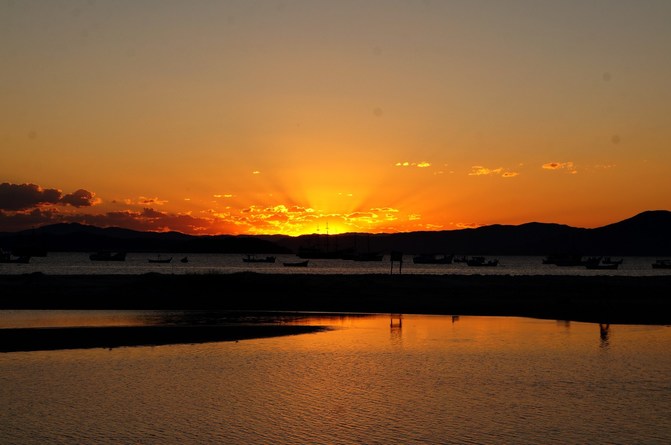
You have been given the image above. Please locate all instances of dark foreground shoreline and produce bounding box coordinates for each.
[2,272,670,352]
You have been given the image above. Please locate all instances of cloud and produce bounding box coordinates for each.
[346,211,379,221]
[0,182,99,210]
[468,166,518,177]
[0,183,61,210]
[139,196,168,205]
[114,196,168,206]
[68,208,217,233]
[395,161,431,168]
[371,207,398,213]
[455,222,482,229]
[542,161,577,174]
[60,189,99,207]
[0,208,60,231]
[469,166,502,176]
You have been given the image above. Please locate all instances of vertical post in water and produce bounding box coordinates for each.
[390,251,403,275]
[390,313,403,327]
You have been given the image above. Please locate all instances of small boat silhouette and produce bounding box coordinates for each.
[283,260,309,267]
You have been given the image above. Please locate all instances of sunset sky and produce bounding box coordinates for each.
[2,0,670,236]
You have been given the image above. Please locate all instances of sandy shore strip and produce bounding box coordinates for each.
[2,272,671,325]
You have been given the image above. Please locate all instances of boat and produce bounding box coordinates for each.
[0,250,30,263]
[89,251,126,261]
[585,260,619,270]
[180,256,189,263]
[466,256,499,267]
[283,259,309,267]
[652,259,671,269]
[148,255,172,263]
[602,257,623,265]
[242,255,276,263]
[412,253,454,264]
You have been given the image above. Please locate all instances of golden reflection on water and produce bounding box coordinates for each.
[2,313,671,444]
[280,313,670,357]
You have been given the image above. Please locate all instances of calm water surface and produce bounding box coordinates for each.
[2,252,671,276]
[1,312,670,444]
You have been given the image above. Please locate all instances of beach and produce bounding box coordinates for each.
[2,272,670,351]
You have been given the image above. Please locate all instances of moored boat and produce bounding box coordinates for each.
[283,259,309,267]
[466,256,499,267]
[242,255,276,263]
[89,251,126,261]
[652,259,671,269]
[602,257,623,265]
[148,255,172,263]
[585,260,619,270]
[0,250,30,263]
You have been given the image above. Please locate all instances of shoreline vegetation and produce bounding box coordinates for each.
[2,272,670,352]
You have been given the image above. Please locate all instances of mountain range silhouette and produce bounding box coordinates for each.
[1,210,669,256]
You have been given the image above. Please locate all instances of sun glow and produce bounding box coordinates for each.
[3,2,671,236]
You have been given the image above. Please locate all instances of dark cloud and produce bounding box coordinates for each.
[72,208,215,233]
[0,183,99,211]
[0,208,59,232]
[0,206,220,234]
[60,189,97,207]
[0,183,61,210]
[140,207,167,219]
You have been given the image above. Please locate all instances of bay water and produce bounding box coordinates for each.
[1,312,670,444]
[1,252,670,276]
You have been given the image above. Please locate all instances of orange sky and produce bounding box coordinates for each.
[2,1,670,236]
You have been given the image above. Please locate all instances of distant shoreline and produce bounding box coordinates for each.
[2,272,670,324]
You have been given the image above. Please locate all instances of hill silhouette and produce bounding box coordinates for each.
[1,210,669,256]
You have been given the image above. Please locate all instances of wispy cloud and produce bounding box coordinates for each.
[371,207,398,213]
[468,166,519,178]
[455,222,482,229]
[542,161,577,174]
[395,161,431,168]
[114,196,168,206]
[139,196,167,205]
